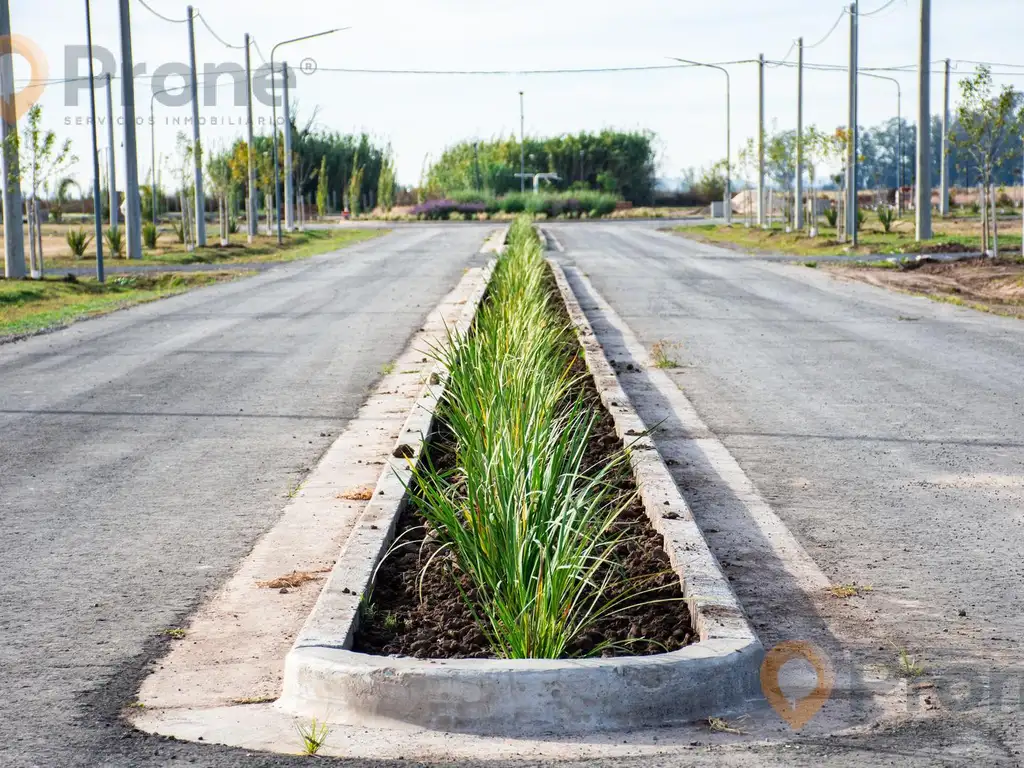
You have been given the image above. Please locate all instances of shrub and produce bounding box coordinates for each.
[66,228,93,257]
[823,207,839,227]
[969,201,980,215]
[172,221,185,243]
[877,205,896,233]
[227,218,239,234]
[142,222,159,249]
[856,208,866,229]
[104,227,125,258]
[499,193,528,214]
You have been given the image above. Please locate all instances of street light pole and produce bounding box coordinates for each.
[0,0,25,278]
[283,61,294,231]
[758,54,765,228]
[940,57,950,217]
[519,91,526,193]
[186,6,206,246]
[105,73,117,228]
[668,58,731,224]
[84,0,104,281]
[916,0,932,240]
[244,33,257,243]
[117,0,143,259]
[796,38,804,231]
[847,2,859,247]
[271,28,344,245]
[859,72,901,215]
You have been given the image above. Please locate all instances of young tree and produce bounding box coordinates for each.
[316,156,328,219]
[950,66,1022,257]
[173,132,195,250]
[20,105,76,277]
[348,161,364,217]
[377,145,396,213]
[206,148,233,246]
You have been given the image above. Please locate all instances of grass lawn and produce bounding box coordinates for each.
[674,216,1023,258]
[0,271,247,341]
[12,226,387,273]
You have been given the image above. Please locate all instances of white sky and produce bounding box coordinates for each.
[11,0,1024,190]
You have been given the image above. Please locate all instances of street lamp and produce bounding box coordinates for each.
[859,71,902,216]
[271,28,346,244]
[84,0,104,281]
[668,57,731,223]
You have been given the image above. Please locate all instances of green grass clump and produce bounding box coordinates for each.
[412,217,644,659]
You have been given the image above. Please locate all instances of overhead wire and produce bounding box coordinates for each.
[858,0,904,17]
[804,8,848,50]
[196,12,245,50]
[135,0,188,24]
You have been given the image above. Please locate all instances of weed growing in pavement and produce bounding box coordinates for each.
[803,261,818,268]
[163,628,187,639]
[232,695,277,705]
[359,596,378,623]
[894,644,926,678]
[708,716,745,734]
[650,340,681,369]
[828,583,873,599]
[296,717,331,755]
[381,362,396,375]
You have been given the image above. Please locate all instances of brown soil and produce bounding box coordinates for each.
[830,257,1024,314]
[353,274,694,661]
[256,570,328,589]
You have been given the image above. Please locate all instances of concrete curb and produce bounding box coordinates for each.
[278,255,763,737]
[480,225,511,253]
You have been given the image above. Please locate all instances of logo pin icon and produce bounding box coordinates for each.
[0,35,49,123]
[760,640,834,730]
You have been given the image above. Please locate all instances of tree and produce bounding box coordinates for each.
[20,105,76,276]
[50,176,79,223]
[173,132,195,250]
[206,148,233,246]
[377,144,396,213]
[950,66,1022,256]
[316,156,328,218]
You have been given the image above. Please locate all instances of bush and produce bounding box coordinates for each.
[104,227,125,258]
[410,199,485,221]
[227,218,239,234]
[499,193,528,214]
[142,222,159,249]
[823,207,839,227]
[172,221,185,243]
[856,208,866,229]
[66,228,93,257]
[877,205,896,234]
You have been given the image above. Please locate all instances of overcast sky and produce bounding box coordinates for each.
[10,0,1024,191]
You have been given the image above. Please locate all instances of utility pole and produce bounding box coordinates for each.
[244,33,256,243]
[847,3,859,247]
[1,0,25,278]
[757,54,765,228]
[186,6,206,246]
[940,57,950,217]
[519,91,526,193]
[283,61,294,231]
[916,0,932,240]
[795,37,804,231]
[85,0,104,281]
[105,73,117,228]
[117,0,143,259]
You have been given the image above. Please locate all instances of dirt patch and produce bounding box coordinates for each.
[829,257,1024,314]
[336,487,374,501]
[256,570,328,589]
[353,270,694,661]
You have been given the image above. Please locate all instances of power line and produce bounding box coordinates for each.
[196,12,245,50]
[767,40,798,69]
[135,0,188,24]
[312,61,756,77]
[804,8,848,50]
[859,0,905,17]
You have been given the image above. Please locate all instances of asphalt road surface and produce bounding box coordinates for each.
[0,226,488,767]
[549,221,1024,764]
[3,219,1023,767]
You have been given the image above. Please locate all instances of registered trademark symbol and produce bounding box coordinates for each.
[300,58,317,76]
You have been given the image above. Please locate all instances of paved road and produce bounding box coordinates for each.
[550,221,1024,763]
[0,226,488,767]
